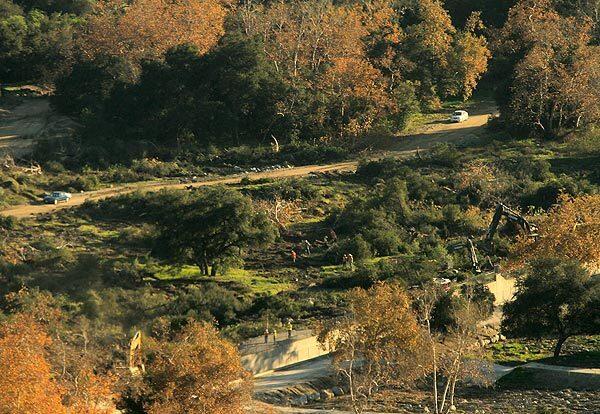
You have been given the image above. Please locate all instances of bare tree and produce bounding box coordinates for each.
[414,283,493,414]
[319,283,425,414]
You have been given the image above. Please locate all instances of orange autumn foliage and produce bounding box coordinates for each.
[242,0,371,79]
[144,322,252,414]
[511,194,600,271]
[0,315,66,414]
[66,367,116,414]
[318,56,392,138]
[79,0,231,65]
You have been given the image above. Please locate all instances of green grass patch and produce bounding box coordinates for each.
[77,224,120,239]
[146,264,293,295]
[215,268,293,295]
[493,336,600,367]
[492,341,552,366]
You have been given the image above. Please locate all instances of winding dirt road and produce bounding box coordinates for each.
[0,103,495,219]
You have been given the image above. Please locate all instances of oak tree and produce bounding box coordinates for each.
[153,187,278,275]
[502,258,600,357]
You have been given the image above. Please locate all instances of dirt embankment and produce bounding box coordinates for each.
[0,97,77,157]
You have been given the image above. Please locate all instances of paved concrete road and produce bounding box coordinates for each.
[254,357,333,394]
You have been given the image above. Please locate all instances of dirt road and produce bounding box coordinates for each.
[0,103,493,218]
[0,161,359,218]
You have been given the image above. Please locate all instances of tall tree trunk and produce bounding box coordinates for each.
[554,335,568,358]
[427,320,439,414]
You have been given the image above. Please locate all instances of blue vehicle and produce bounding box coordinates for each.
[43,191,72,204]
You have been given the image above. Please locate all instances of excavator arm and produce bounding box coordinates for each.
[485,203,538,242]
[451,238,481,273]
[129,331,145,375]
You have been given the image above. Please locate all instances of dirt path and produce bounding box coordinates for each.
[0,161,358,218]
[0,103,493,218]
[522,362,600,375]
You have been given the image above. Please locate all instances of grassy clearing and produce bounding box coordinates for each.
[77,224,119,239]
[492,335,600,367]
[145,264,293,295]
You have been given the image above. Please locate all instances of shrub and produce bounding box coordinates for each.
[169,285,245,327]
[248,179,319,201]
[336,234,372,262]
[365,228,406,256]
[501,155,553,182]
[42,161,67,173]
[0,177,20,192]
[426,143,462,167]
[321,271,378,289]
[0,215,16,230]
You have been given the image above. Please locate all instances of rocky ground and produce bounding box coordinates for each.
[301,388,600,413]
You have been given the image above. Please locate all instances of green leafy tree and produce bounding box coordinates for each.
[153,187,278,276]
[0,2,77,82]
[502,258,600,357]
[96,38,291,158]
[53,55,134,118]
[13,0,93,14]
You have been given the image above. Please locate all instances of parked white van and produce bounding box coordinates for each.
[451,110,469,123]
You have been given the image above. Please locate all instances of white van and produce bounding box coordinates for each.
[451,110,469,123]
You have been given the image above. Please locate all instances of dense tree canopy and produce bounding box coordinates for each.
[77,0,230,67]
[493,0,600,136]
[502,258,600,357]
[153,187,278,275]
[41,0,494,162]
[0,1,77,81]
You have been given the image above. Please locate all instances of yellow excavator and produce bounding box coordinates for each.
[129,331,145,375]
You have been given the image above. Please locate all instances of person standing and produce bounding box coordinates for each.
[286,319,293,339]
[348,253,354,271]
[329,228,338,243]
[291,250,297,264]
[264,328,269,344]
[303,240,312,256]
[273,329,278,343]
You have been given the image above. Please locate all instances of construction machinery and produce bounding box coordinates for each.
[129,330,145,375]
[450,238,482,273]
[485,203,539,243]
